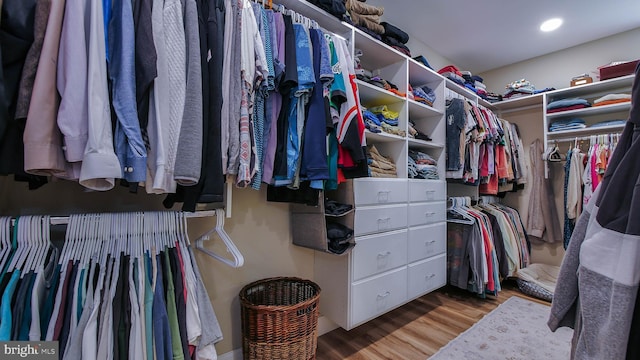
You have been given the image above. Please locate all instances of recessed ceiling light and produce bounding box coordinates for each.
[540,18,563,32]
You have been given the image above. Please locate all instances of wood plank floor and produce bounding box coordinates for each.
[316,281,548,360]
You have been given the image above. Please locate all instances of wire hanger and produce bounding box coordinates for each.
[193,209,244,268]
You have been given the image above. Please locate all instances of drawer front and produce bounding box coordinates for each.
[408,222,447,263]
[352,229,408,281]
[354,204,408,236]
[407,255,446,300]
[408,180,446,202]
[408,202,446,227]
[351,268,407,327]
[353,178,408,206]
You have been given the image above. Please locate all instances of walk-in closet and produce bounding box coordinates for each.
[1,0,640,359]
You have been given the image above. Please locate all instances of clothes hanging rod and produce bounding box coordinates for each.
[9,210,219,226]
[547,133,621,143]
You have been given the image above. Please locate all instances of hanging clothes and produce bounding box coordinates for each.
[446,199,530,296]
[0,213,223,360]
[527,139,562,243]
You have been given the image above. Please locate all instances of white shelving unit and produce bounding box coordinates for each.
[284,1,448,330]
[542,74,633,177]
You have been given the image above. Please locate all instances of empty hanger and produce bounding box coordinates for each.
[193,208,244,268]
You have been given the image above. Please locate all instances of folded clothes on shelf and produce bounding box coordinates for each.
[368,105,399,121]
[547,98,591,110]
[381,22,409,44]
[407,121,432,141]
[408,150,438,179]
[413,55,433,70]
[325,199,353,216]
[326,221,353,254]
[412,85,436,106]
[589,119,626,128]
[367,145,397,178]
[593,93,631,107]
[549,118,586,132]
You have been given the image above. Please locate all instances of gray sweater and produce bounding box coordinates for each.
[549,63,640,359]
[173,0,203,185]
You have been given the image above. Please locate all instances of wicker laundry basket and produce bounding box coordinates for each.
[239,277,321,360]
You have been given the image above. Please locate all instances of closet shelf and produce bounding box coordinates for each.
[492,93,544,112]
[408,58,442,86]
[545,74,635,100]
[365,130,406,142]
[353,26,407,70]
[445,79,493,108]
[545,101,631,119]
[546,123,626,139]
[357,80,406,106]
[407,138,444,149]
[407,99,442,118]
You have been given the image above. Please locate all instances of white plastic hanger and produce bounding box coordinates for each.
[8,215,28,272]
[0,217,9,272]
[194,209,244,268]
[25,215,43,272]
[447,197,476,225]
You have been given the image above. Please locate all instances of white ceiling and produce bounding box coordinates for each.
[365,0,640,74]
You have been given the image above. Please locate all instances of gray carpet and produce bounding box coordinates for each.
[429,296,573,359]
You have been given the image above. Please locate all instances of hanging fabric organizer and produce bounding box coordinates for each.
[0,210,241,359]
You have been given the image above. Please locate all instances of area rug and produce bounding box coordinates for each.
[429,296,573,359]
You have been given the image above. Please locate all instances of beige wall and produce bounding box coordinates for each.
[406,37,457,72]
[480,27,640,94]
[498,108,565,266]
[0,177,312,354]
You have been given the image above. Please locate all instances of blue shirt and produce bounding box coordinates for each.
[0,271,21,340]
[153,254,173,360]
[108,0,148,182]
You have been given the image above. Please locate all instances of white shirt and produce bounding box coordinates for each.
[96,257,119,360]
[128,258,144,360]
[146,0,171,194]
[82,261,107,360]
[28,269,45,341]
[179,242,201,345]
[45,264,69,341]
[80,0,122,190]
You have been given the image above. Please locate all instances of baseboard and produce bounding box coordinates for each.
[218,348,242,360]
[318,315,339,335]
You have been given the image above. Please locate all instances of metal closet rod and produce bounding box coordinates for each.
[8,210,219,226]
[547,133,621,143]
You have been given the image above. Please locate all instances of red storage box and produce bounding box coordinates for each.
[599,60,640,81]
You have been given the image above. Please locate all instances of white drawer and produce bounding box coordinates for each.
[408,202,446,227]
[351,267,407,327]
[407,255,446,300]
[408,180,446,202]
[408,223,446,263]
[352,229,408,281]
[353,178,408,206]
[354,204,408,236]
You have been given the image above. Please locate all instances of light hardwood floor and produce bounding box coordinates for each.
[315,281,548,360]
